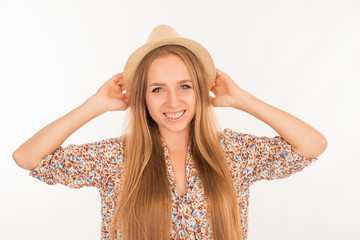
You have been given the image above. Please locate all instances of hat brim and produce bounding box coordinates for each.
[123,37,215,92]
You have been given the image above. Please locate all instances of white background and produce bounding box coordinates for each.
[1,0,359,239]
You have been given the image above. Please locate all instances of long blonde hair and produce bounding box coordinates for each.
[110,45,243,239]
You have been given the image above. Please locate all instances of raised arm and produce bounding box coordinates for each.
[13,73,129,171]
[210,69,327,158]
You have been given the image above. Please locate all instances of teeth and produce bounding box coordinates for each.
[165,111,185,119]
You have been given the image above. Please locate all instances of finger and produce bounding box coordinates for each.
[214,76,224,86]
[118,91,130,101]
[110,73,124,83]
[112,72,123,78]
[210,85,220,95]
[109,73,127,91]
[106,75,121,86]
[124,94,131,106]
[118,78,127,92]
[208,95,216,107]
[121,91,130,99]
[216,68,223,76]
[110,81,122,93]
[215,69,220,78]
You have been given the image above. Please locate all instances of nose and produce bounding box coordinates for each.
[167,89,181,108]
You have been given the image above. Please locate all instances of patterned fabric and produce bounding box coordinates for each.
[29,128,318,239]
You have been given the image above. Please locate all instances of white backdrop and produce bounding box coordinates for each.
[1,0,359,239]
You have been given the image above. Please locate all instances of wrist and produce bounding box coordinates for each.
[82,96,107,117]
[232,89,254,111]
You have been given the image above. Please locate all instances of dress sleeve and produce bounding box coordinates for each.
[222,128,318,184]
[29,137,124,189]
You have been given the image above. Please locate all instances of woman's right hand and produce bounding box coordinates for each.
[89,73,130,113]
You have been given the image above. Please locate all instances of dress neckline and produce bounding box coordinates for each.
[161,140,192,199]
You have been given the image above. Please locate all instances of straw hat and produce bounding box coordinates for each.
[123,24,216,92]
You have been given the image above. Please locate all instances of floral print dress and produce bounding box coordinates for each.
[29,128,318,239]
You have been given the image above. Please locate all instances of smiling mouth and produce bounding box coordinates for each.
[163,110,186,119]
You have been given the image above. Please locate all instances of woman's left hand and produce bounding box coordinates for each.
[209,68,246,109]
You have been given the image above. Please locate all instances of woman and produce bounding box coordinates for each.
[13,25,327,240]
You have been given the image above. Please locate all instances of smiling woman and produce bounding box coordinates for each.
[115,43,244,239]
[146,54,197,139]
[12,24,327,240]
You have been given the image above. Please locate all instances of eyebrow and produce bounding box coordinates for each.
[147,79,192,88]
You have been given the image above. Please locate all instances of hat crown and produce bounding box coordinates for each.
[145,25,180,43]
[124,24,215,92]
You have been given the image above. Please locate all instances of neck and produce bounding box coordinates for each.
[160,129,190,152]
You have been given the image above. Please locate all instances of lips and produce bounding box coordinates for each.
[163,110,186,119]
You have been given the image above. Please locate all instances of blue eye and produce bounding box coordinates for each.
[152,88,162,93]
[181,85,191,89]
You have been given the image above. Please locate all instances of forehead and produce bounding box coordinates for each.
[147,55,191,84]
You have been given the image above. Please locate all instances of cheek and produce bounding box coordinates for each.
[145,96,160,118]
[186,92,197,108]
[189,94,198,116]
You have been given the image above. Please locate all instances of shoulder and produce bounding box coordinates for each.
[219,128,243,153]
[98,136,125,157]
[94,136,124,151]
[219,128,249,144]
[73,136,124,153]
[76,136,125,167]
[220,128,267,144]
[219,128,261,154]
[220,128,239,139]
